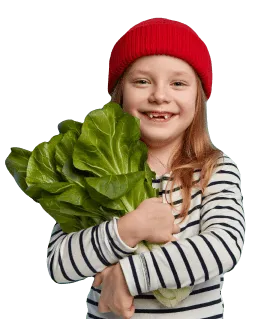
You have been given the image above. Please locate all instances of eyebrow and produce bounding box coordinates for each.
[128,69,191,77]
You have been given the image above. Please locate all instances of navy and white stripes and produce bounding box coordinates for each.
[46,152,245,318]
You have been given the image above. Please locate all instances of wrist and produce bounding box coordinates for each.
[117,212,142,248]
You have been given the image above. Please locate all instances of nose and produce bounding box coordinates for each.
[148,84,171,104]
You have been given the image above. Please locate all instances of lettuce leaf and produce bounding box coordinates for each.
[26,134,63,186]
[73,102,145,176]
[72,102,158,211]
[5,147,32,194]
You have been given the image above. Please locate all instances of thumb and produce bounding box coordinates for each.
[92,274,102,287]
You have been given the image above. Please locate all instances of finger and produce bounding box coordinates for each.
[128,303,135,312]
[113,300,135,318]
[165,234,178,244]
[130,304,135,314]
[121,306,135,319]
[173,223,181,234]
[171,235,178,241]
[98,302,111,313]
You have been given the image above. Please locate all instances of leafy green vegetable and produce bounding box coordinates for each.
[5,147,32,194]
[26,134,63,185]
[5,101,192,307]
[71,102,158,212]
[57,119,82,135]
[73,103,146,176]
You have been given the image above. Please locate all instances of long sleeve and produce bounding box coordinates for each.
[46,216,139,284]
[119,155,245,296]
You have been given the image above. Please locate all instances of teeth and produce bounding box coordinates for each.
[146,113,172,119]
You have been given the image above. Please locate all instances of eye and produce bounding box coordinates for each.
[172,81,185,87]
[134,80,186,86]
[134,80,148,85]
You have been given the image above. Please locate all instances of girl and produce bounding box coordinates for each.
[47,18,245,318]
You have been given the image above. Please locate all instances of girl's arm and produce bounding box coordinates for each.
[46,216,140,284]
[118,155,245,296]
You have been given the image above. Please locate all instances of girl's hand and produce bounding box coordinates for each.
[135,197,181,244]
[92,263,135,318]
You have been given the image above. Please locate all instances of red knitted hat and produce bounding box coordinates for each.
[108,18,212,100]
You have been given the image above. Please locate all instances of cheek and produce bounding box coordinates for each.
[123,84,147,102]
[179,105,196,128]
[181,94,196,112]
[122,94,141,113]
[121,104,134,117]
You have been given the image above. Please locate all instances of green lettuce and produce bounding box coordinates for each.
[5,101,193,307]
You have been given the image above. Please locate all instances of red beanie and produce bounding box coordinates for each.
[108,18,212,100]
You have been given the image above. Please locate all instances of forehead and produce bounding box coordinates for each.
[128,69,191,77]
[126,55,194,78]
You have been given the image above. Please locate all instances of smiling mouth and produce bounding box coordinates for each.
[141,112,176,123]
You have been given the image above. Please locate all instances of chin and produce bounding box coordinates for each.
[141,134,170,145]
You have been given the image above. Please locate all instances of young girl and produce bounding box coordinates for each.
[47,18,245,318]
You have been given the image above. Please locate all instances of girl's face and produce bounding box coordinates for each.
[122,55,198,149]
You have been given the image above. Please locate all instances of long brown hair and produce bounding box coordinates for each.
[109,65,223,224]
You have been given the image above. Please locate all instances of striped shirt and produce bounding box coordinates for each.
[46,153,245,318]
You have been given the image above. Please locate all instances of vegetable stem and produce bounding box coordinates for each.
[119,196,135,213]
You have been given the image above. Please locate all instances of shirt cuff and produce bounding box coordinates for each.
[119,253,148,296]
[111,216,139,253]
